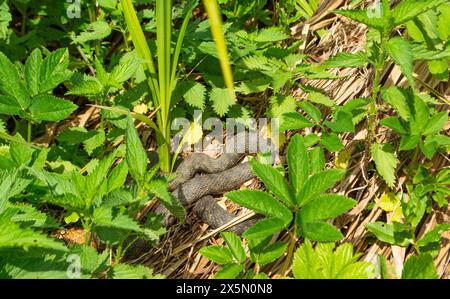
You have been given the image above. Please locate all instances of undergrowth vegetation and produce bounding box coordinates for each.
[0,0,449,279]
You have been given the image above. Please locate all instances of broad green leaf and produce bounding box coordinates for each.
[325,110,355,133]
[72,21,112,43]
[39,48,71,94]
[9,204,59,229]
[321,132,344,152]
[295,169,346,207]
[214,264,244,279]
[92,206,142,233]
[370,143,398,188]
[321,52,368,69]
[220,232,246,263]
[242,218,286,240]
[110,263,161,279]
[287,134,309,194]
[0,95,22,115]
[385,38,414,87]
[29,95,77,122]
[147,178,185,222]
[301,221,343,242]
[423,111,448,136]
[66,75,104,96]
[250,158,295,206]
[428,59,449,82]
[300,195,356,223]
[0,1,11,40]
[381,87,411,121]
[83,129,105,155]
[416,224,450,249]
[199,245,234,265]
[392,0,448,26]
[175,80,206,109]
[24,49,42,97]
[210,87,235,116]
[255,241,288,266]
[366,222,413,246]
[334,9,384,31]
[279,112,314,132]
[107,161,129,193]
[0,51,30,110]
[110,51,140,84]
[0,217,67,252]
[226,190,292,224]
[402,190,427,228]
[401,254,438,279]
[380,116,409,134]
[399,134,420,151]
[125,114,148,182]
[308,92,335,108]
[298,101,322,123]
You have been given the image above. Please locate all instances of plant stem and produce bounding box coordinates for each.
[27,121,32,143]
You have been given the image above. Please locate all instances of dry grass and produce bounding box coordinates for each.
[124,0,450,279]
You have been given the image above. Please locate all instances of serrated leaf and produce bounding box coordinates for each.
[110,51,140,84]
[220,232,246,263]
[295,169,346,207]
[147,178,185,222]
[226,190,292,225]
[39,48,71,94]
[321,52,368,69]
[0,51,30,110]
[242,218,286,240]
[392,0,448,26]
[125,114,148,182]
[199,245,234,265]
[334,9,384,31]
[177,80,206,109]
[366,222,413,246]
[321,132,344,152]
[214,264,244,279]
[423,111,448,136]
[301,222,343,242]
[279,112,314,132]
[385,38,414,87]
[287,134,309,194]
[72,21,112,43]
[24,49,42,97]
[416,224,450,248]
[29,95,77,122]
[401,254,438,279]
[210,87,235,116]
[111,263,161,279]
[255,242,288,266]
[370,143,398,188]
[250,158,295,206]
[308,92,335,108]
[92,206,142,233]
[300,194,356,223]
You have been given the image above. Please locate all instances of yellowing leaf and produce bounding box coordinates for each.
[184,121,203,145]
[378,193,398,212]
[133,103,148,114]
[335,150,350,169]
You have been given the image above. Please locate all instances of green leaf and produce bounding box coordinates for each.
[392,0,448,26]
[24,49,42,97]
[107,160,129,193]
[199,245,234,265]
[39,48,71,94]
[176,80,206,109]
[401,254,438,279]
[301,222,343,242]
[287,134,309,194]
[298,101,321,123]
[255,241,288,266]
[428,59,449,82]
[334,9,384,31]
[110,51,140,84]
[220,232,246,263]
[385,38,414,87]
[308,92,335,108]
[0,51,30,110]
[147,178,185,222]
[416,224,450,249]
[29,95,77,122]
[268,95,297,118]
[242,218,286,240]
[83,129,105,155]
[72,21,112,43]
[67,75,104,96]
[321,132,344,152]
[325,110,355,133]
[381,87,412,121]
[214,264,244,279]
[0,217,67,252]
[279,112,314,132]
[296,169,346,207]
[110,263,161,279]
[250,158,295,206]
[9,203,59,229]
[226,190,292,225]
[380,116,409,134]
[0,95,22,115]
[210,87,235,116]
[321,52,368,69]
[423,112,448,136]
[93,206,142,233]
[300,195,356,223]
[125,114,148,182]
[366,222,413,246]
[370,143,398,188]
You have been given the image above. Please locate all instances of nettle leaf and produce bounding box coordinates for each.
[324,110,355,133]
[39,48,71,94]
[298,101,322,123]
[176,80,206,109]
[220,232,246,263]
[268,95,297,118]
[295,169,346,207]
[334,9,384,31]
[0,217,67,252]
[381,87,411,121]
[0,95,22,115]
[392,0,448,26]
[385,38,414,87]
[107,161,129,193]
[321,132,344,153]
[0,51,30,110]
[366,222,413,246]
[423,111,448,136]
[380,116,409,135]
[72,21,112,43]
[242,218,286,240]
[125,115,148,182]
[199,245,234,265]
[300,194,356,223]
[370,143,398,188]
[92,206,142,233]
[147,178,185,222]
[401,254,438,279]
[110,51,140,84]
[83,129,105,155]
[226,190,292,225]
[279,112,314,132]
[250,158,295,206]
[67,75,104,96]
[308,92,335,108]
[29,95,77,122]
[253,27,288,43]
[428,59,449,82]
[255,241,288,266]
[24,49,43,97]
[0,1,11,40]
[210,87,235,116]
[416,224,450,249]
[110,263,161,279]
[321,52,368,69]
[287,134,309,194]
